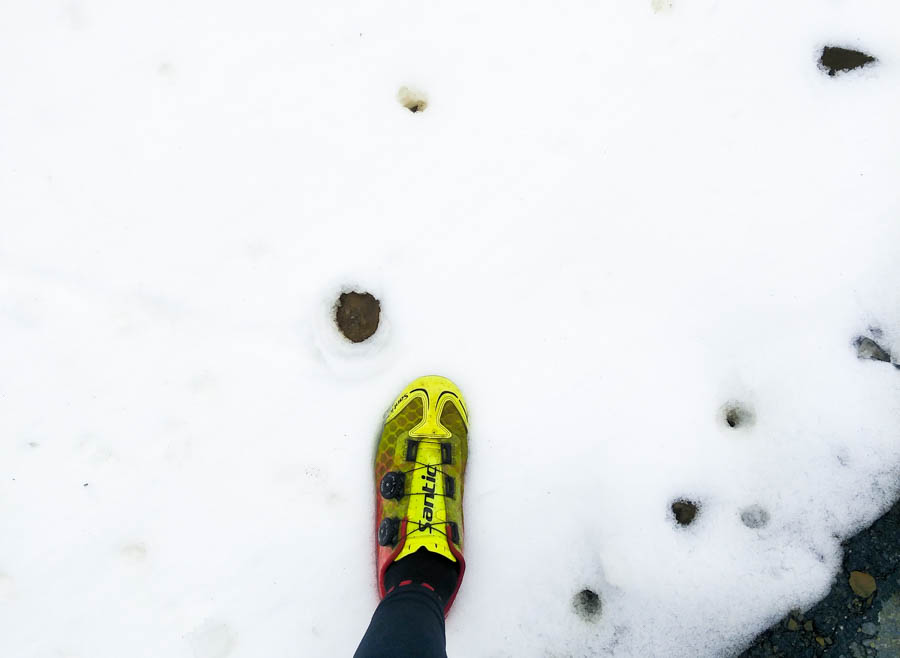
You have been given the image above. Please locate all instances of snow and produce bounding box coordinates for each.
[1,0,900,656]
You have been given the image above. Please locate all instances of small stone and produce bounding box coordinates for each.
[787,618,800,631]
[849,571,877,598]
[860,622,877,636]
[804,620,814,632]
[849,641,864,658]
[855,336,891,361]
[876,593,900,654]
[815,637,826,648]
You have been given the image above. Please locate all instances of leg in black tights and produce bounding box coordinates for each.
[355,548,459,658]
[354,583,447,658]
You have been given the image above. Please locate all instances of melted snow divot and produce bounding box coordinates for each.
[740,505,771,529]
[722,402,755,429]
[397,86,427,113]
[334,292,380,343]
[312,282,394,379]
[819,46,876,76]
[573,588,602,621]
[672,499,700,526]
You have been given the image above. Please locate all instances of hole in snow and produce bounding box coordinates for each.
[671,499,700,526]
[854,335,890,362]
[819,46,876,77]
[723,403,754,429]
[120,542,148,561]
[573,588,601,621]
[334,292,381,343]
[740,505,770,529]
[397,86,427,113]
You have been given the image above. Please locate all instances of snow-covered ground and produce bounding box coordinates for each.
[2,1,900,656]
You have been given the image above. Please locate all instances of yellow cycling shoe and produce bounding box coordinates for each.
[373,375,469,615]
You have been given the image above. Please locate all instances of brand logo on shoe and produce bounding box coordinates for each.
[389,393,409,415]
[420,464,437,529]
